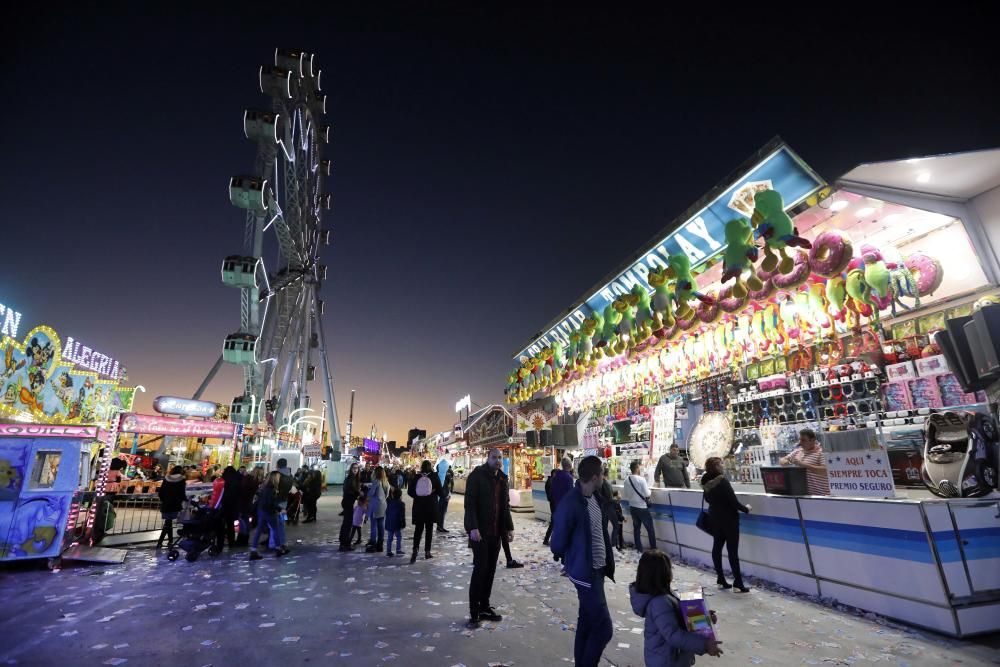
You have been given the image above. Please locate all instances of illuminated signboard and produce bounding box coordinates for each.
[153,396,219,418]
[119,413,238,440]
[62,336,123,380]
[0,423,99,438]
[0,325,134,426]
[0,301,23,338]
[513,143,825,360]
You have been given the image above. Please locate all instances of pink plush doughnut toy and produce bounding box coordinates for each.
[748,278,775,302]
[772,250,811,289]
[718,284,748,313]
[904,253,944,296]
[809,230,854,277]
[696,290,721,324]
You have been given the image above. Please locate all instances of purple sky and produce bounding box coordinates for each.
[3,6,999,442]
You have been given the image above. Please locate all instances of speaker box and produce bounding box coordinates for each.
[968,305,1000,378]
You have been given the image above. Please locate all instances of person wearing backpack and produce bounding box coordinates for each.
[629,549,723,666]
[622,460,657,552]
[407,459,443,563]
[270,458,295,555]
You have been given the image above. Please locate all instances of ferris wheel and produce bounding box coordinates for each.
[195,48,342,457]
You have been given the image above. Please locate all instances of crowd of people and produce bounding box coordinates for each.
[151,446,769,665]
[154,458,327,560]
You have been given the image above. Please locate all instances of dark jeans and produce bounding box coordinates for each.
[543,503,555,543]
[303,494,318,520]
[469,536,502,616]
[712,521,744,586]
[501,531,515,564]
[216,511,237,549]
[629,506,656,551]
[338,508,354,546]
[573,568,613,667]
[369,516,385,545]
[412,521,434,554]
[438,494,450,528]
[612,520,624,549]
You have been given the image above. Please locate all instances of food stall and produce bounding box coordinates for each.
[507,141,1000,636]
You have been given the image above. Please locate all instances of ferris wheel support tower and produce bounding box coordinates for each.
[195,48,342,459]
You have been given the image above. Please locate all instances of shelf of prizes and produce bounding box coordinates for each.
[510,141,1000,636]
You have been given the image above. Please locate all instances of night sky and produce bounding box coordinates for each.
[3,5,998,443]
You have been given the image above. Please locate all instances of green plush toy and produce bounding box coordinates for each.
[580,314,599,366]
[589,309,606,361]
[751,190,812,275]
[648,267,676,332]
[667,254,712,321]
[846,267,879,324]
[613,294,638,355]
[551,340,565,383]
[597,303,620,353]
[825,275,848,324]
[632,283,654,343]
[721,218,764,299]
[566,330,580,370]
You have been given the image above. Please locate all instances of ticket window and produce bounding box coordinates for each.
[30,451,62,489]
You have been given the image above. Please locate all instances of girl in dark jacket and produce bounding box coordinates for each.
[407,459,443,563]
[700,456,752,592]
[217,466,242,549]
[238,468,264,546]
[338,463,363,550]
[250,472,287,560]
[156,466,187,549]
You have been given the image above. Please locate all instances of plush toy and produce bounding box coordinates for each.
[778,293,800,342]
[846,267,878,324]
[667,254,712,321]
[860,244,891,302]
[751,190,812,274]
[825,275,848,324]
[807,281,832,334]
[613,293,639,355]
[762,304,782,351]
[581,312,600,366]
[632,284,654,343]
[647,266,676,333]
[793,288,815,338]
[566,331,581,372]
[539,347,554,387]
[721,218,763,298]
[597,304,621,354]
[881,245,921,315]
[551,341,566,384]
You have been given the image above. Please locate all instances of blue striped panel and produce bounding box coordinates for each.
[934,527,1000,562]
[531,489,547,500]
[805,520,933,563]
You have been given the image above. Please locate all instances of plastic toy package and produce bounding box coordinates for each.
[677,588,717,642]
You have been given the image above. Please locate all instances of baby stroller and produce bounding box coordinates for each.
[285,489,302,525]
[921,411,999,498]
[167,500,223,562]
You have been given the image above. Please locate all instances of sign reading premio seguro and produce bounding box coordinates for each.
[513,144,825,361]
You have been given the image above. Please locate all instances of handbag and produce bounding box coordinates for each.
[695,494,715,536]
[628,476,651,505]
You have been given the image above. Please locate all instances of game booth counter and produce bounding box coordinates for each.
[513,141,1000,637]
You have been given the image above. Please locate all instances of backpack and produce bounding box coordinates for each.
[415,474,433,497]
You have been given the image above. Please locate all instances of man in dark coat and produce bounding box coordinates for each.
[544,457,574,546]
[464,447,514,628]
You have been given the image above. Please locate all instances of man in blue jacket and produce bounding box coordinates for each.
[550,455,615,667]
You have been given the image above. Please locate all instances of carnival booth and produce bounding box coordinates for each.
[0,295,138,564]
[506,140,1000,636]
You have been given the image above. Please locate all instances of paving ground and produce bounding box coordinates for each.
[1,493,998,667]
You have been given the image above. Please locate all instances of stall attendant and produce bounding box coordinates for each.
[779,429,830,496]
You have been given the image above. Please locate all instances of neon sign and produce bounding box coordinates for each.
[119,413,238,440]
[153,396,219,418]
[0,301,23,338]
[62,337,122,380]
[0,423,99,438]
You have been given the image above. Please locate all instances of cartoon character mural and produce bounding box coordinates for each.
[0,326,131,424]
